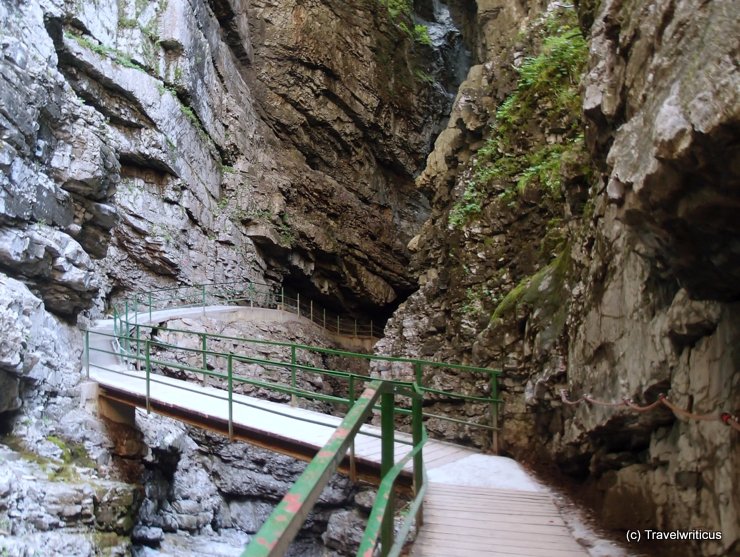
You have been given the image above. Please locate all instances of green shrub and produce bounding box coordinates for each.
[413,24,432,46]
[379,0,412,19]
[448,8,589,228]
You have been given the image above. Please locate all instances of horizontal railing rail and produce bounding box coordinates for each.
[87,332,427,556]
[104,317,501,439]
[241,381,427,557]
[117,280,379,339]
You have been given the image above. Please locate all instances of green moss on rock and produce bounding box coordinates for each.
[448,7,589,228]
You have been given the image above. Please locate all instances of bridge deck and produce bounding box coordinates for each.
[90,365,476,481]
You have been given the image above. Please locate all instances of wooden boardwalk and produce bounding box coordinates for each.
[86,310,589,556]
[413,483,588,556]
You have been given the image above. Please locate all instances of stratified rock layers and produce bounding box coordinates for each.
[0,0,447,554]
[2,0,446,320]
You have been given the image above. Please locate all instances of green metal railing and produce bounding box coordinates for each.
[107,314,501,446]
[85,282,503,555]
[117,280,379,338]
[241,381,426,557]
[87,333,431,555]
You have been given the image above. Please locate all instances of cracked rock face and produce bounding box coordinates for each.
[583,0,740,303]
[0,442,139,556]
[132,412,368,556]
[0,273,82,413]
[244,0,451,312]
[2,0,453,554]
[4,0,450,321]
[0,0,118,316]
[376,1,739,556]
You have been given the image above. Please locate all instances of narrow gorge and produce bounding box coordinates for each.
[0,0,737,556]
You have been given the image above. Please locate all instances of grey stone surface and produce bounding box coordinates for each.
[374,2,739,556]
[134,411,364,554]
[0,443,136,555]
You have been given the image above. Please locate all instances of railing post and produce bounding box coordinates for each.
[414,362,423,386]
[228,353,234,439]
[290,345,297,406]
[347,371,358,481]
[491,373,499,454]
[145,340,151,413]
[354,319,357,338]
[370,320,373,338]
[201,334,208,385]
[337,315,340,334]
[148,292,153,321]
[202,284,206,313]
[350,441,357,484]
[380,388,395,556]
[281,287,284,309]
[297,293,300,317]
[85,330,90,379]
[323,308,326,329]
[124,301,129,355]
[135,324,141,371]
[412,394,424,527]
[310,300,313,322]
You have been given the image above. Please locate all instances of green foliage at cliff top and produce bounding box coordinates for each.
[380,0,412,19]
[379,0,432,45]
[449,9,589,228]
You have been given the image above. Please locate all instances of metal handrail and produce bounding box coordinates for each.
[241,381,427,557]
[108,283,502,445]
[122,280,379,339]
[106,319,501,438]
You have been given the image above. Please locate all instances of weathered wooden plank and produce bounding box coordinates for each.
[420,519,575,539]
[425,498,556,513]
[416,530,584,550]
[422,449,477,469]
[430,484,552,500]
[421,511,570,529]
[419,526,585,548]
[426,500,560,518]
[413,538,586,557]
[424,497,558,514]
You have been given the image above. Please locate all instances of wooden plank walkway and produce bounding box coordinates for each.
[87,310,590,556]
[413,483,588,556]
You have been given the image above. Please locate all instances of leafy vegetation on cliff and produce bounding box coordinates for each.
[379,0,432,44]
[449,9,589,228]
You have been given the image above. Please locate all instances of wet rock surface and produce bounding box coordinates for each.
[1,0,736,555]
[0,442,138,556]
[3,0,453,321]
[132,412,372,556]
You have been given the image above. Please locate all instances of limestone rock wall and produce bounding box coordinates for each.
[1,0,452,554]
[244,0,450,313]
[132,413,373,556]
[2,0,448,322]
[377,0,739,555]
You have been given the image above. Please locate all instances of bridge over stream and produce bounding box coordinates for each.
[83,282,589,557]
